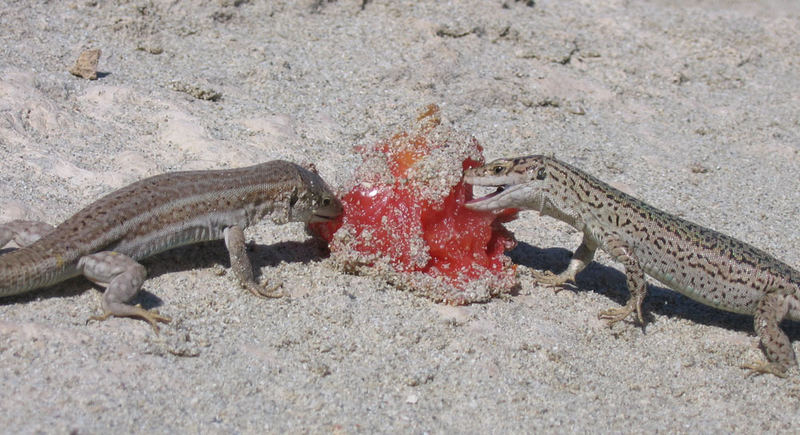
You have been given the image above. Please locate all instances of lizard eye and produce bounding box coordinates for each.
[536,167,546,180]
[492,165,504,174]
[321,197,331,207]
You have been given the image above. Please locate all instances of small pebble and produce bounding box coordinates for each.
[69,48,101,80]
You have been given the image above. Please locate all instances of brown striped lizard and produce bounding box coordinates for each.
[464,155,800,377]
[0,160,342,331]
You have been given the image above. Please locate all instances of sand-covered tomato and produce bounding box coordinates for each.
[309,105,517,304]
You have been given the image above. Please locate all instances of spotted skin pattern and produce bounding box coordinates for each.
[465,155,800,377]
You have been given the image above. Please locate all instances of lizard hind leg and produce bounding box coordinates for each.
[742,292,794,378]
[597,237,647,326]
[78,251,171,332]
[598,272,646,326]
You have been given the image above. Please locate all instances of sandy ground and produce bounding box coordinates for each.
[1,0,800,432]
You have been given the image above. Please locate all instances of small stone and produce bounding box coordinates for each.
[137,44,164,55]
[689,163,710,174]
[170,81,222,102]
[69,48,101,80]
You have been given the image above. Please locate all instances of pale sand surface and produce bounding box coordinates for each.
[1,1,800,432]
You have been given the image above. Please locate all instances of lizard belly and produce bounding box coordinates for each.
[619,234,762,316]
[633,239,800,320]
[642,264,760,316]
[110,210,248,261]
[785,293,800,322]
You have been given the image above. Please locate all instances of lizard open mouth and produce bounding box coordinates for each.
[467,186,506,204]
[310,213,337,223]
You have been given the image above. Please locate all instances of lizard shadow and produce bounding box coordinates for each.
[0,276,169,314]
[0,237,328,310]
[0,276,103,307]
[141,237,328,285]
[508,241,800,340]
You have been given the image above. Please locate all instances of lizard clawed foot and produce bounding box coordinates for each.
[245,280,284,299]
[88,303,171,333]
[598,300,644,327]
[531,270,575,293]
[741,361,789,378]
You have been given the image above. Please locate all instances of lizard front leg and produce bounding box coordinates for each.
[533,232,597,292]
[597,235,648,325]
[0,220,54,248]
[224,226,282,298]
[741,291,795,378]
[78,251,171,331]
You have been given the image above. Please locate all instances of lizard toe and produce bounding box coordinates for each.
[247,281,284,299]
[598,306,634,327]
[531,270,575,293]
[741,361,789,378]
[89,304,171,333]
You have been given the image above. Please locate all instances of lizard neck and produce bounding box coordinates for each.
[529,157,610,231]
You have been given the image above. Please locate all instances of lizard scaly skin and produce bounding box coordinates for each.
[465,155,800,377]
[0,160,342,331]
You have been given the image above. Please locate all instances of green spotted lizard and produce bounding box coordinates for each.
[465,155,800,377]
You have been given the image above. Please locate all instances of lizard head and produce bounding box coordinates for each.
[290,166,344,223]
[463,155,550,211]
